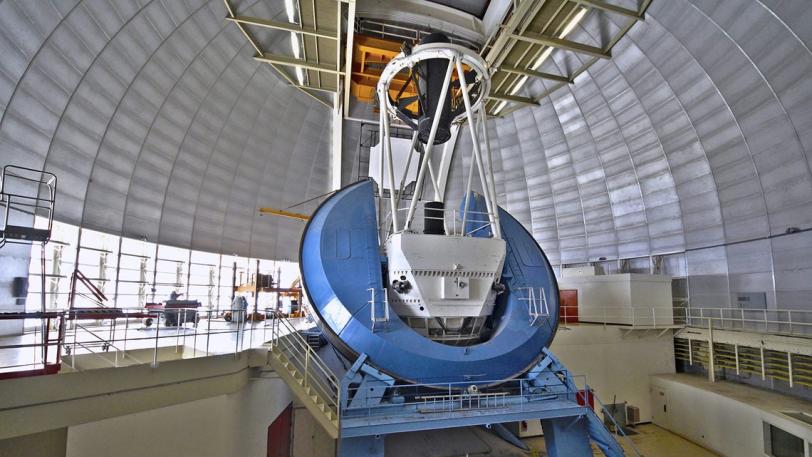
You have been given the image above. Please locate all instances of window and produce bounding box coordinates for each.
[25,221,296,312]
[118,237,156,306]
[26,220,78,311]
[189,250,220,309]
[764,423,804,457]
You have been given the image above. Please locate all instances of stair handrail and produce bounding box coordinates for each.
[273,327,340,419]
[272,317,339,387]
[274,332,339,408]
[592,391,644,457]
[270,317,340,413]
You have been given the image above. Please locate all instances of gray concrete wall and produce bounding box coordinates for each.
[292,405,335,457]
[550,324,676,423]
[0,428,67,457]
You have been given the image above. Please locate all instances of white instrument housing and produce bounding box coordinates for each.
[385,232,506,344]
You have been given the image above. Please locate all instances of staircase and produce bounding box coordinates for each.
[267,318,340,438]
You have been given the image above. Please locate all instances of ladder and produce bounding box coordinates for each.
[520,287,550,326]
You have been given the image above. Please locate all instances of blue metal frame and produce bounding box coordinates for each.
[336,349,625,456]
[299,180,560,384]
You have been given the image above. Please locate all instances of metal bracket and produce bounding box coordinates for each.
[341,353,397,410]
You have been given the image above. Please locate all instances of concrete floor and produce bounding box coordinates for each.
[386,423,718,457]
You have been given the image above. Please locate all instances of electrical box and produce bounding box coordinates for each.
[626,405,640,424]
[506,419,544,438]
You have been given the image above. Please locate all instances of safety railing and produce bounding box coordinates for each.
[558,304,681,328]
[0,165,57,248]
[0,307,281,378]
[342,372,590,420]
[0,311,65,378]
[559,304,812,338]
[269,315,340,419]
[594,394,644,457]
[678,306,812,338]
[416,391,509,413]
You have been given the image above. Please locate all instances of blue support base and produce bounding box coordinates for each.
[339,436,385,457]
[542,416,593,457]
[336,349,626,457]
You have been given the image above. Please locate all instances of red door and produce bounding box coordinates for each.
[560,289,579,323]
[267,403,293,457]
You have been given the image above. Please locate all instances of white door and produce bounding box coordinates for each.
[651,388,670,429]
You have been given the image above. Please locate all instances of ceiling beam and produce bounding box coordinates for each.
[226,16,338,40]
[487,93,538,106]
[223,0,329,108]
[499,65,573,84]
[254,53,343,75]
[510,32,611,59]
[342,0,356,118]
[290,84,338,93]
[569,0,644,20]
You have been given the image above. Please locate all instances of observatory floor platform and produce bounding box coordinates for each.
[341,400,589,437]
[384,423,718,457]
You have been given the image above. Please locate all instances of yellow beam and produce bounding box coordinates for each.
[258,208,310,221]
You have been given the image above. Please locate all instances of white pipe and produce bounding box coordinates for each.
[469,111,498,238]
[394,131,419,211]
[426,158,441,201]
[377,108,385,239]
[480,108,501,238]
[460,129,477,236]
[404,57,456,231]
[382,103,399,232]
[455,59,498,238]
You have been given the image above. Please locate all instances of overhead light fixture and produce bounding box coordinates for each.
[285,0,304,85]
[531,48,553,71]
[494,7,588,115]
[560,7,588,38]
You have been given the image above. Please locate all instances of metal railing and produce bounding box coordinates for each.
[559,303,812,338]
[559,304,679,328]
[678,306,812,338]
[416,391,509,412]
[0,307,280,377]
[343,373,589,420]
[594,394,644,457]
[269,316,340,419]
[0,165,57,248]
